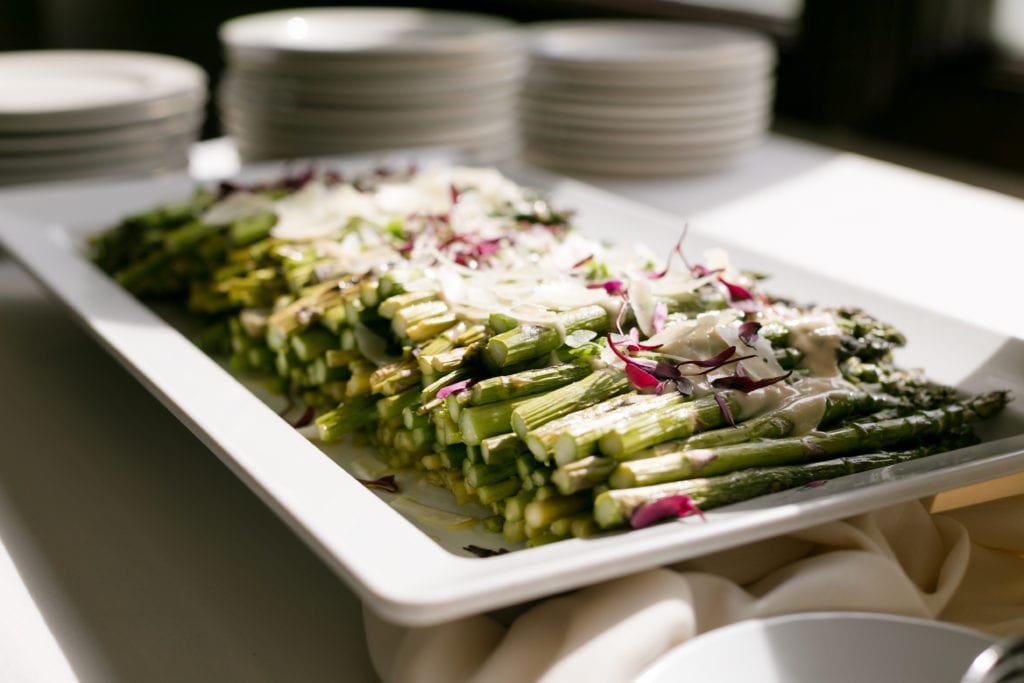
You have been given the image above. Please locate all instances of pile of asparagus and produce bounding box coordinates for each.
[92,166,1009,547]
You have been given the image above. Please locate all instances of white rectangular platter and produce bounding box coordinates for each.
[2,158,1023,626]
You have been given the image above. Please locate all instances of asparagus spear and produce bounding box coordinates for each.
[598,392,742,457]
[484,305,609,368]
[594,431,983,529]
[511,368,632,440]
[609,391,1008,489]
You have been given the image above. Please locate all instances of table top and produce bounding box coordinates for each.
[1,134,1021,682]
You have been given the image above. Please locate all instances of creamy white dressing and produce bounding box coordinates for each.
[729,376,860,430]
[784,312,843,378]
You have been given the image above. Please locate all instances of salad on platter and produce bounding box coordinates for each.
[91,164,1010,551]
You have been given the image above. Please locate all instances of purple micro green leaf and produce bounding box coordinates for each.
[660,377,693,396]
[289,405,316,428]
[805,480,828,488]
[652,360,681,380]
[711,370,794,393]
[738,321,762,347]
[714,393,736,426]
[678,345,738,369]
[357,475,399,493]
[630,494,705,529]
[673,377,695,395]
[436,379,473,399]
[449,183,461,206]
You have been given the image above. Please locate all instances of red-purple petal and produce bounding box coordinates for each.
[437,379,473,399]
[626,363,661,389]
[718,276,755,301]
[586,279,627,297]
[630,494,705,529]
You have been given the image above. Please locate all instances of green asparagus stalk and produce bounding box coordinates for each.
[460,397,531,446]
[594,431,983,529]
[673,388,905,452]
[484,305,609,368]
[511,367,632,439]
[598,392,743,457]
[609,391,1008,489]
[542,392,686,465]
[468,362,593,405]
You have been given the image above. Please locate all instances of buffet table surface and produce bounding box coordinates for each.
[1,134,1022,682]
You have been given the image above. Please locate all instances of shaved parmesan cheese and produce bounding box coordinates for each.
[630,277,657,336]
[200,191,274,225]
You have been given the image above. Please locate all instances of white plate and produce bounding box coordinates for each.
[0,132,197,172]
[637,612,993,683]
[0,51,206,132]
[223,48,524,81]
[220,8,519,59]
[520,90,772,123]
[522,112,770,145]
[0,159,1022,627]
[0,111,202,155]
[521,77,775,108]
[220,65,522,107]
[220,111,516,148]
[526,20,774,73]
[0,150,188,187]
[218,91,517,129]
[520,107,769,137]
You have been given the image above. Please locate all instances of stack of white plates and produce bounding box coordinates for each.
[520,21,776,176]
[218,7,525,164]
[0,50,207,186]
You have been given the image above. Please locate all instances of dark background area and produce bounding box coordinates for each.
[2,0,1022,177]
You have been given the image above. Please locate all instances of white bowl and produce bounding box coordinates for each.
[637,612,994,683]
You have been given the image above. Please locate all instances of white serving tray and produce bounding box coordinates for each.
[1,159,1022,626]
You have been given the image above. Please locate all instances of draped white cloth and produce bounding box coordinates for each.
[365,483,1024,683]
